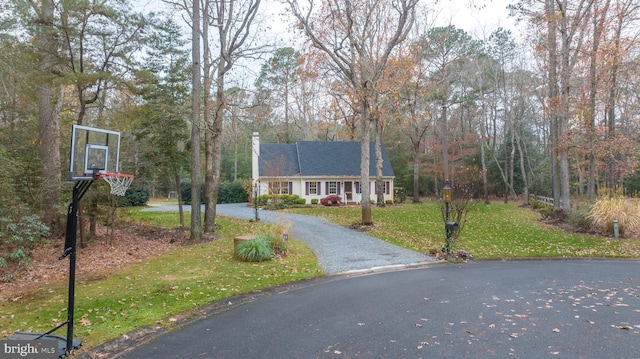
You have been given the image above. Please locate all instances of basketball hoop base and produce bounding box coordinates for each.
[7,332,81,357]
[95,173,134,196]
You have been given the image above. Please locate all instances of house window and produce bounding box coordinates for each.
[355,181,361,194]
[375,181,391,195]
[325,181,341,195]
[328,181,338,194]
[306,181,320,195]
[269,181,291,195]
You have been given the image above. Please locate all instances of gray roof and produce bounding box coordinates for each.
[259,141,395,178]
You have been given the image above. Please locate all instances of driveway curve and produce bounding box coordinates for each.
[114,260,639,359]
[143,203,436,274]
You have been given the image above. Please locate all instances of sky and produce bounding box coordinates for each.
[435,0,518,38]
[133,0,520,84]
[134,0,518,43]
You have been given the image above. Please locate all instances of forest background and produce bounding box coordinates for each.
[1,0,640,244]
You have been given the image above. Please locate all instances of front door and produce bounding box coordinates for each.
[344,182,353,201]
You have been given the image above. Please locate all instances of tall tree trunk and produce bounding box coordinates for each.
[558,0,577,212]
[605,12,622,191]
[203,0,215,233]
[479,108,489,204]
[441,98,449,181]
[209,88,225,231]
[412,143,421,202]
[546,0,561,208]
[205,33,228,233]
[190,0,203,241]
[360,102,372,225]
[408,94,425,203]
[503,135,508,204]
[509,128,517,199]
[515,130,529,205]
[36,0,61,228]
[587,0,610,201]
[175,173,184,228]
[375,119,384,207]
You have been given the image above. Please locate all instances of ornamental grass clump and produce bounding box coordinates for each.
[264,233,289,258]
[588,193,640,237]
[234,236,272,262]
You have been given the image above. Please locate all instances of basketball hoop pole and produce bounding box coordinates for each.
[10,125,130,356]
[58,179,93,354]
[20,180,91,356]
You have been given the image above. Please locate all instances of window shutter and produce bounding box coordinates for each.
[337,182,341,194]
[325,182,329,195]
[305,182,309,195]
[288,182,293,194]
[355,181,360,193]
[317,182,321,195]
[386,181,390,195]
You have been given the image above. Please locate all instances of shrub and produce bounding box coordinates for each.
[530,200,553,218]
[385,200,393,205]
[119,188,150,207]
[258,194,273,205]
[320,195,342,206]
[264,233,288,258]
[182,181,249,205]
[538,206,553,219]
[218,181,249,204]
[296,198,307,205]
[566,210,592,232]
[394,187,406,203]
[0,198,50,269]
[279,194,292,204]
[311,198,319,205]
[234,236,272,262]
[588,193,640,236]
[180,182,203,205]
[530,200,545,210]
[277,194,301,205]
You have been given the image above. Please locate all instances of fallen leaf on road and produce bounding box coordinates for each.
[553,328,560,333]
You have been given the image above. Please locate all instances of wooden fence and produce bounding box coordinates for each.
[528,194,554,207]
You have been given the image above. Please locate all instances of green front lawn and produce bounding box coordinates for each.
[286,201,640,258]
[3,200,639,352]
[0,215,323,348]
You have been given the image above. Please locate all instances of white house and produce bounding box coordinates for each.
[251,133,395,204]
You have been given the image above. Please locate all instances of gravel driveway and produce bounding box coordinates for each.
[143,203,436,274]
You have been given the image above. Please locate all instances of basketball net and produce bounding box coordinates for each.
[96,173,134,196]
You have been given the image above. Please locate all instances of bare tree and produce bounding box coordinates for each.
[201,0,262,233]
[286,0,418,224]
[32,0,61,227]
[190,0,203,240]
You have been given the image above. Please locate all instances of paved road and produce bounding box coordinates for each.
[108,204,640,359]
[109,260,640,359]
[143,203,436,274]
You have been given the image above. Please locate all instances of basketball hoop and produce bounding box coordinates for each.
[96,173,134,196]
